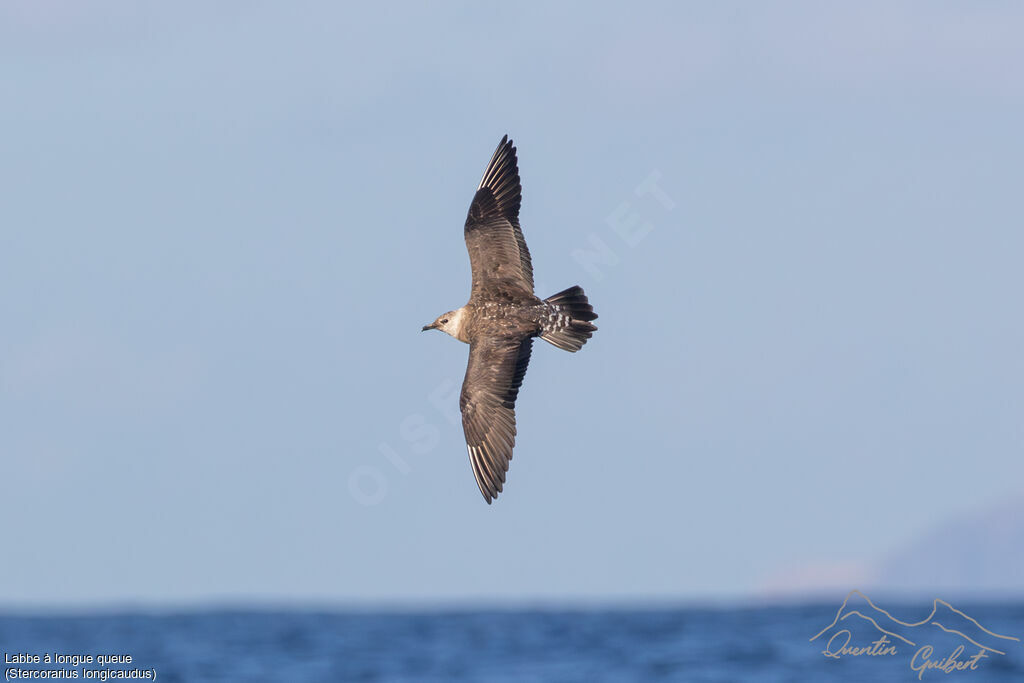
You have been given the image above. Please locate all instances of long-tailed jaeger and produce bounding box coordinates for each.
[422,135,598,504]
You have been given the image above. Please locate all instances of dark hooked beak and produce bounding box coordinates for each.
[421,323,437,332]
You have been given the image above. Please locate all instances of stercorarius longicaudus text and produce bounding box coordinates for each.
[422,135,598,504]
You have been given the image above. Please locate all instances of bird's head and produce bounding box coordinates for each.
[422,308,467,340]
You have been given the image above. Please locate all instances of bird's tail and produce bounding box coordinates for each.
[541,286,598,352]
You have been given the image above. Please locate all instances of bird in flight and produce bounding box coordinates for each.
[422,135,598,504]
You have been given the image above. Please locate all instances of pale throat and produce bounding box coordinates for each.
[445,306,470,342]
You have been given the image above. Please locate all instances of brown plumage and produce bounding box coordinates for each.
[422,135,598,503]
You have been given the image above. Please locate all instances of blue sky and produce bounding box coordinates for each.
[1,2,1022,606]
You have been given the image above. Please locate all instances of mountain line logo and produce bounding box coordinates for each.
[810,589,1021,679]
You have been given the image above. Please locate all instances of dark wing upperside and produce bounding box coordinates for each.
[460,337,533,503]
[464,135,534,297]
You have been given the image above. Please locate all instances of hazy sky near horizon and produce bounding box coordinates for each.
[2,1,1022,606]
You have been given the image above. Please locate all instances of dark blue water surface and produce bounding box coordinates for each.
[2,604,1023,682]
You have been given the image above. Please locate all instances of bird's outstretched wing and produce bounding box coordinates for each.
[460,337,533,503]
[464,135,534,296]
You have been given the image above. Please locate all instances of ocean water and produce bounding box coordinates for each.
[2,604,1023,682]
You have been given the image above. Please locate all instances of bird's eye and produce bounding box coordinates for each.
[441,318,449,324]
